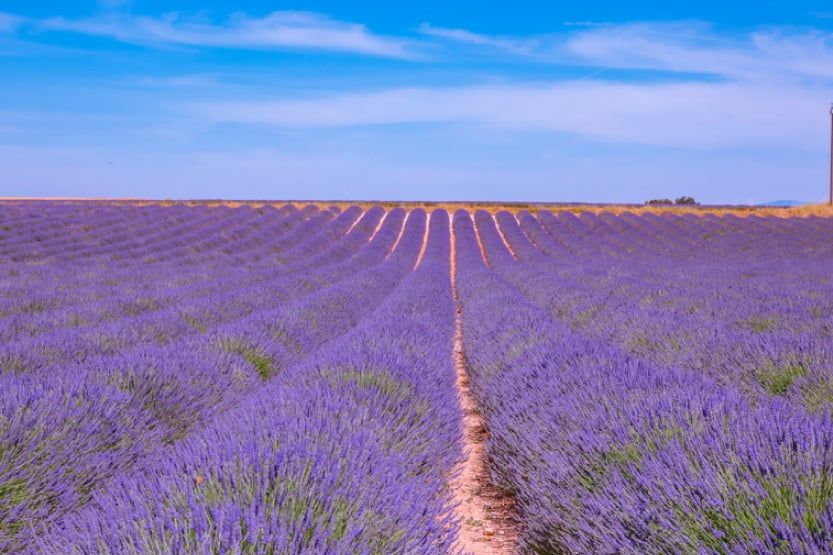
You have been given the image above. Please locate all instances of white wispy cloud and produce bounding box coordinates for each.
[9,9,833,81]
[30,11,417,58]
[128,73,226,89]
[417,23,539,55]
[191,80,826,149]
[565,22,833,81]
[98,0,133,9]
[415,20,833,83]
[6,10,833,156]
[0,12,22,32]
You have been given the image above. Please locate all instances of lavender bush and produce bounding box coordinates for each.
[2,201,832,554]
[455,209,833,553]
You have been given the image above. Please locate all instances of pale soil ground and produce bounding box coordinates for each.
[366,211,388,243]
[3,197,832,218]
[470,215,491,266]
[449,216,519,555]
[413,211,431,269]
[491,214,519,260]
[385,210,409,261]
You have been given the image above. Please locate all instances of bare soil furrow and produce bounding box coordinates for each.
[449,214,519,554]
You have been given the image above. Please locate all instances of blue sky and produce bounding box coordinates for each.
[1,1,832,203]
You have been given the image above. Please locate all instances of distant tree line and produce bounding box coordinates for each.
[645,197,698,206]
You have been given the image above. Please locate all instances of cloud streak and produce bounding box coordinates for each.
[565,22,833,81]
[98,0,133,9]
[29,11,418,58]
[0,12,22,32]
[5,10,833,168]
[415,20,833,83]
[417,23,539,55]
[192,80,827,149]
[8,9,833,81]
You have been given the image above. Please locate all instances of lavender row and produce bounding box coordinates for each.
[454,209,833,553]
[0,205,306,335]
[0,207,418,550]
[0,203,293,263]
[0,206,365,361]
[36,211,462,554]
[498,210,833,414]
[0,204,323,330]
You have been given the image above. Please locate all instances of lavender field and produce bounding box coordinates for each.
[2,201,833,554]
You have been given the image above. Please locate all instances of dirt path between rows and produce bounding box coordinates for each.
[344,210,365,236]
[367,210,388,243]
[385,211,409,260]
[492,214,519,260]
[414,211,431,269]
[449,214,519,554]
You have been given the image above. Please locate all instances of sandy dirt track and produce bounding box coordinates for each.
[449,216,519,554]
